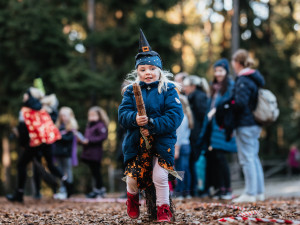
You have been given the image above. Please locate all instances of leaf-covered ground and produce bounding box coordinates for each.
[0,196,300,224]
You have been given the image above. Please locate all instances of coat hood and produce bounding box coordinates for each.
[239,68,265,88]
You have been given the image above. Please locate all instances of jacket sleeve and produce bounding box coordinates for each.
[175,116,186,146]
[61,131,74,142]
[118,87,139,129]
[195,114,209,148]
[87,124,108,144]
[233,78,252,112]
[147,88,184,135]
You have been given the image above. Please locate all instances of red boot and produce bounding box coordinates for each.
[157,204,172,222]
[126,192,140,219]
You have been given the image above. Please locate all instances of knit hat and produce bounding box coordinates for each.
[135,29,162,69]
[214,58,229,74]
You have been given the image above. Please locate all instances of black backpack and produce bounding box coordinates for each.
[215,96,237,141]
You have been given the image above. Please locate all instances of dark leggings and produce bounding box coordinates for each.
[205,149,231,191]
[33,151,42,194]
[17,144,63,190]
[84,160,103,189]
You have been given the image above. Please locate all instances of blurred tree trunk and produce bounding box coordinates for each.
[179,0,185,72]
[2,135,11,191]
[88,0,96,72]
[231,0,239,60]
[88,0,97,105]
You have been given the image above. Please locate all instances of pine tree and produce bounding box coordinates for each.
[84,0,184,101]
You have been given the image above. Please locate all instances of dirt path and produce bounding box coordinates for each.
[0,197,300,224]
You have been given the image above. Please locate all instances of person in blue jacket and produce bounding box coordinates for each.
[197,59,237,200]
[231,49,265,203]
[118,29,183,222]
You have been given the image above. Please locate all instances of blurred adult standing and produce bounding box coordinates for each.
[183,75,209,196]
[231,49,265,203]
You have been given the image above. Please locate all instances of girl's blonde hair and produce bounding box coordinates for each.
[122,69,181,94]
[56,106,78,131]
[232,49,255,68]
[179,95,194,129]
[89,106,110,128]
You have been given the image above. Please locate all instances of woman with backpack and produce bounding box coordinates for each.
[231,49,265,203]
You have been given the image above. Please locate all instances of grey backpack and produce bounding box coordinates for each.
[253,88,279,124]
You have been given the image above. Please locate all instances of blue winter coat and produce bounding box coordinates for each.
[118,81,184,166]
[233,69,265,127]
[197,79,237,153]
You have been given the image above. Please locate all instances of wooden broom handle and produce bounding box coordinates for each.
[133,83,147,117]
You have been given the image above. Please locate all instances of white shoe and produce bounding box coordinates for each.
[221,192,233,200]
[256,193,265,201]
[53,192,67,200]
[232,194,256,203]
[175,196,184,200]
[185,195,192,200]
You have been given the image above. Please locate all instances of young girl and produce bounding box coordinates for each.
[53,106,78,199]
[118,29,184,222]
[80,106,109,198]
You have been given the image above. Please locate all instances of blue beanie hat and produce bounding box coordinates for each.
[135,55,162,69]
[214,58,229,74]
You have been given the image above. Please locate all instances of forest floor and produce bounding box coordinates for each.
[1,176,300,224]
[0,196,300,224]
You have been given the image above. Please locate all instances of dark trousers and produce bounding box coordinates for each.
[17,144,63,190]
[175,144,191,196]
[84,160,103,189]
[205,149,231,191]
[33,151,43,194]
[189,153,198,196]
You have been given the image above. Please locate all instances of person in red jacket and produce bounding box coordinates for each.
[80,106,109,198]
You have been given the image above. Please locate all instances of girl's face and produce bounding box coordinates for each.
[88,110,99,122]
[214,66,227,83]
[137,65,160,83]
[60,110,70,124]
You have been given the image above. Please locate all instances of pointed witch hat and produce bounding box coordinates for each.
[138,28,152,53]
[135,29,162,68]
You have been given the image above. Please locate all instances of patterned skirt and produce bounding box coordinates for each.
[124,135,174,190]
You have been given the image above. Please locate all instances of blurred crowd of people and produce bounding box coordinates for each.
[172,49,268,203]
[7,78,109,202]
